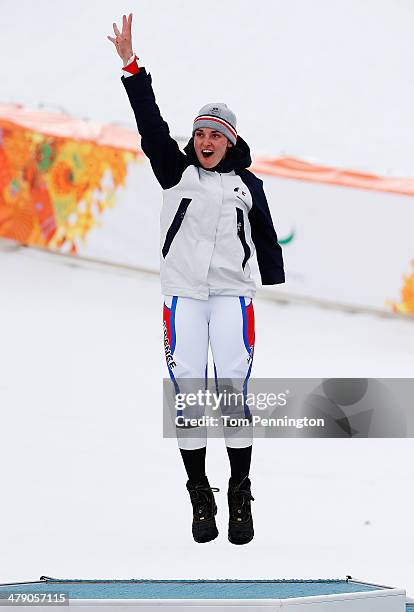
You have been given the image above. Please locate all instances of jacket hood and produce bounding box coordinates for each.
[183,134,252,172]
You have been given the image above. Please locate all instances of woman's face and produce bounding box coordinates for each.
[193,128,233,169]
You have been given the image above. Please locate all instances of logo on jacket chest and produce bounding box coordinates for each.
[234,187,247,197]
[234,186,249,206]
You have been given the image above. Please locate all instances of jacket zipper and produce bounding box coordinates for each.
[162,198,192,258]
[236,207,251,270]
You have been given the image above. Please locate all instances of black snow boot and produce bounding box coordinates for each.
[227,476,255,545]
[186,477,219,543]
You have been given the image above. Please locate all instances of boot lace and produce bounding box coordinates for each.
[190,485,219,521]
[229,477,255,522]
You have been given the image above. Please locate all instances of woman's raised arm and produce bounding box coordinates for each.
[107,13,187,189]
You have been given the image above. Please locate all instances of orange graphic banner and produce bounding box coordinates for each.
[0,104,142,254]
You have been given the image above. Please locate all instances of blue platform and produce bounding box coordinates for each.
[0,576,407,611]
[0,578,382,600]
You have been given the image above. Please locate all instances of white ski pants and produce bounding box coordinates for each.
[163,295,255,450]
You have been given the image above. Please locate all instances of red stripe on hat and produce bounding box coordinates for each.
[194,116,237,140]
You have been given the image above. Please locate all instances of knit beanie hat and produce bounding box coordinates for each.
[192,103,237,145]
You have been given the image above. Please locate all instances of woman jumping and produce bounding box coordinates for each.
[108,13,285,545]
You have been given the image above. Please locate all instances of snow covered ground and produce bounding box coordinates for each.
[1,245,413,595]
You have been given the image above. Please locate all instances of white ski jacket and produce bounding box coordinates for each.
[122,68,285,300]
[160,165,257,299]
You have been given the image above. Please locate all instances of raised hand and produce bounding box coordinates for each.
[107,13,133,64]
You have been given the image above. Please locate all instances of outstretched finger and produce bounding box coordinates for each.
[113,22,121,37]
[122,14,127,34]
[107,35,117,45]
[128,13,133,34]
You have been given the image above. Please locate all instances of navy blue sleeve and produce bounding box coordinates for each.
[121,68,187,189]
[239,170,285,285]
